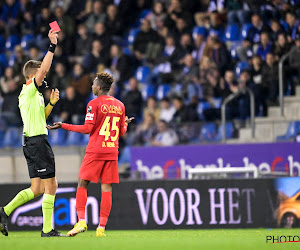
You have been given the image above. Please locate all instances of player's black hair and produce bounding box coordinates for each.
[95,72,114,92]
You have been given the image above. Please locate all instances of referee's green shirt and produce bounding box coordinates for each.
[19,77,48,137]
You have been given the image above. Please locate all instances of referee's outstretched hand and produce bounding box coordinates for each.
[46,122,62,130]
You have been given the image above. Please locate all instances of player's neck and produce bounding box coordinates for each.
[98,92,110,97]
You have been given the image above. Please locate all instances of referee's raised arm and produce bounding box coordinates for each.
[35,29,59,86]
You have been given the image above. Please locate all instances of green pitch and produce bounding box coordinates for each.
[1,229,300,250]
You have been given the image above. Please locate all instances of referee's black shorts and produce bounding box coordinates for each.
[23,134,55,179]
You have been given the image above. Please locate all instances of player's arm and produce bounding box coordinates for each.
[47,101,97,134]
[45,88,59,119]
[120,107,134,136]
[35,29,58,86]
[47,122,94,134]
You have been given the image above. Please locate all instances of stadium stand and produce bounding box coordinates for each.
[0,0,300,169]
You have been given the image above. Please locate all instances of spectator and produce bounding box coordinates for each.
[20,11,34,35]
[227,69,251,123]
[143,96,161,122]
[133,19,164,62]
[57,30,73,55]
[274,33,291,60]
[256,32,273,61]
[74,24,92,57]
[53,45,69,68]
[174,18,190,41]
[0,79,22,129]
[285,11,299,41]
[71,63,91,100]
[0,0,20,34]
[0,67,20,95]
[262,52,279,105]
[247,13,270,44]
[288,34,300,86]
[250,55,267,115]
[172,96,198,123]
[159,35,183,68]
[122,77,143,119]
[175,54,198,98]
[50,0,72,13]
[28,45,43,61]
[54,6,75,37]
[179,33,193,54]
[160,97,176,123]
[12,45,29,82]
[49,62,71,91]
[147,1,167,31]
[105,4,124,38]
[192,33,206,64]
[59,86,85,124]
[150,120,179,146]
[205,35,230,74]
[236,38,253,62]
[269,19,285,42]
[85,0,107,32]
[93,22,111,50]
[84,40,108,73]
[35,7,55,50]
[108,44,131,85]
[133,113,157,146]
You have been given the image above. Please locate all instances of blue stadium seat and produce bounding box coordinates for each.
[209,28,223,39]
[8,54,16,67]
[277,121,300,141]
[192,26,207,39]
[5,35,20,51]
[135,66,151,83]
[0,53,8,67]
[65,131,82,146]
[156,84,171,100]
[197,102,211,120]
[141,85,155,100]
[213,98,222,109]
[214,123,234,141]
[240,23,253,39]
[200,123,217,141]
[224,24,240,42]
[21,34,35,50]
[235,61,250,76]
[3,128,20,147]
[127,28,140,45]
[48,129,67,146]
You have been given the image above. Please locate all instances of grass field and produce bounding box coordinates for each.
[1,229,300,250]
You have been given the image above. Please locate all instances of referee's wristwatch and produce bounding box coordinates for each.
[49,101,55,106]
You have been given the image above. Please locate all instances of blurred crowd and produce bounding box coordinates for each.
[0,0,300,147]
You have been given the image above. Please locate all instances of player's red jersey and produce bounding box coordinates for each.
[83,95,127,160]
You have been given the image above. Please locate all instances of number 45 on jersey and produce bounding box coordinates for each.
[100,116,120,147]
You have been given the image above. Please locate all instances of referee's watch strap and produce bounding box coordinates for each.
[49,101,55,107]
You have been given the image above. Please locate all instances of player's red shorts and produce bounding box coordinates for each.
[79,154,119,184]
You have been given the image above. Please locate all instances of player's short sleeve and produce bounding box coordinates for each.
[85,100,98,124]
[24,78,38,96]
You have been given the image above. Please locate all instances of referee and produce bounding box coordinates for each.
[0,29,64,237]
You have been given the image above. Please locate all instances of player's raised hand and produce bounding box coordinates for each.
[50,88,60,105]
[125,116,134,124]
[48,29,59,44]
[46,122,62,130]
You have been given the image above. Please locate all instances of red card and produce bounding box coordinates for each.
[49,21,61,32]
